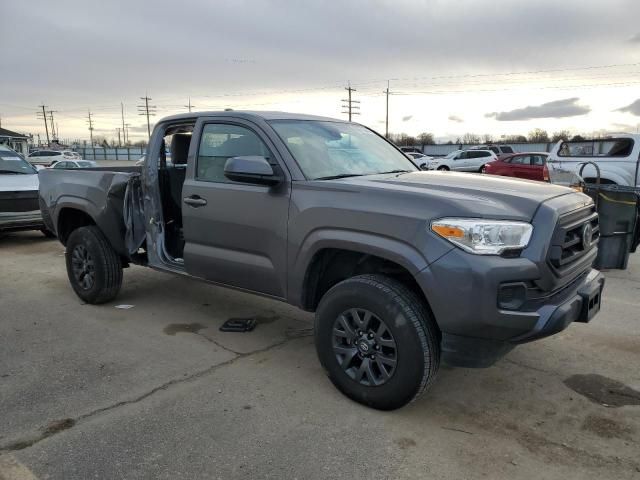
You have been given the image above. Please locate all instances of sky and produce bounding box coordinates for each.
[1,0,640,144]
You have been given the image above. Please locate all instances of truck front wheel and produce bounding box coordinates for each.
[315,274,440,410]
[65,226,123,304]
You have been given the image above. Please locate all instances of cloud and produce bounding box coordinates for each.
[616,99,640,116]
[402,115,412,122]
[448,115,463,123]
[611,123,637,132]
[630,33,640,43]
[128,124,152,133]
[485,97,590,121]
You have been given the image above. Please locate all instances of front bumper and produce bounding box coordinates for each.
[0,210,44,232]
[417,248,605,367]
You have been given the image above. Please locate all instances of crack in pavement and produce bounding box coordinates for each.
[504,358,559,376]
[0,334,310,453]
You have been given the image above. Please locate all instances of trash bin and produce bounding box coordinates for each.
[582,183,640,270]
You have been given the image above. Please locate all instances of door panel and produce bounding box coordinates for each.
[182,119,291,298]
[452,152,467,171]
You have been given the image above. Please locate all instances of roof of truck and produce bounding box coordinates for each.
[160,110,345,123]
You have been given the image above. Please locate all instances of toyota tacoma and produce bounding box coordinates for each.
[39,111,605,410]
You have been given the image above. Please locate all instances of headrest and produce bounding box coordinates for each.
[171,134,191,165]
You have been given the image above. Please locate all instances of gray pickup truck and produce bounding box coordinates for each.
[39,111,605,410]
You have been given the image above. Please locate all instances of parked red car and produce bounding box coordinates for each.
[483,152,549,181]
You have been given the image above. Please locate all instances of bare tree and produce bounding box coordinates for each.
[551,130,570,142]
[528,128,550,143]
[417,132,435,146]
[462,133,481,144]
[483,134,494,143]
[503,134,528,143]
[389,133,417,146]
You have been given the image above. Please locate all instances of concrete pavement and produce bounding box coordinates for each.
[1,231,638,479]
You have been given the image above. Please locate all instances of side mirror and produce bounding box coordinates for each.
[224,156,281,186]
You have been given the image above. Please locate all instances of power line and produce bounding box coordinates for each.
[87,110,94,146]
[121,102,126,145]
[47,110,58,141]
[137,95,156,140]
[184,97,196,112]
[341,82,360,122]
[36,104,50,145]
[384,80,391,138]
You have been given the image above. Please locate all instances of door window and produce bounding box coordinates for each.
[530,155,545,166]
[196,124,271,183]
[510,155,528,165]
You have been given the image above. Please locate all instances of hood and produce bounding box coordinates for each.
[337,171,577,220]
[0,173,39,192]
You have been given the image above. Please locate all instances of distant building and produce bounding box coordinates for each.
[0,128,29,155]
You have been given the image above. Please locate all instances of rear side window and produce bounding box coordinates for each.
[500,146,514,153]
[531,155,546,166]
[196,123,271,183]
[558,138,634,157]
[480,151,492,157]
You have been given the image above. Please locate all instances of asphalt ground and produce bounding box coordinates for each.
[0,231,639,479]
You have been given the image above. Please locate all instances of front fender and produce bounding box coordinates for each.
[288,228,444,307]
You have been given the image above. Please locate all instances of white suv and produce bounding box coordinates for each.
[426,149,498,172]
[27,150,79,167]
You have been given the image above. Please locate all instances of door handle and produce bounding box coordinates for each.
[183,195,207,207]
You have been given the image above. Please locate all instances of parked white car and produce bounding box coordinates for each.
[0,145,52,236]
[28,150,78,167]
[426,149,498,172]
[50,159,98,169]
[547,134,640,186]
[469,144,515,159]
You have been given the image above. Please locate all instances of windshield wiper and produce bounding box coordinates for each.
[376,169,412,175]
[314,173,367,180]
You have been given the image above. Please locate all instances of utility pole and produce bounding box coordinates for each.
[37,104,50,145]
[137,95,156,141]
[121,102,126,144]
[184,97,195,112]
[116,128,122,147]
[87,110,94,146]
[384,80,390,138]
[47,110,58,141]
[124,123,131,144]
[341,81,360,122]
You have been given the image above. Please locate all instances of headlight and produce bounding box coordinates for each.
[431,218,533,255]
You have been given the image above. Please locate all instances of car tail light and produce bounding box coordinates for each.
[543,164,549,181]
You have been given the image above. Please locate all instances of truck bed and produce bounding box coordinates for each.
[38,166,143,256]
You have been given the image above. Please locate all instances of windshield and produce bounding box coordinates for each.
[0,151,37,174]
[77,160,95,167]
[269,120,417,180]
[444,151,461,159]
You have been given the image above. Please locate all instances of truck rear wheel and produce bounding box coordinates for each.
[65,226,123,304]
[314,274,440,410]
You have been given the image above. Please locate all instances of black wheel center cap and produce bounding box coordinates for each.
[357,338,374,354]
